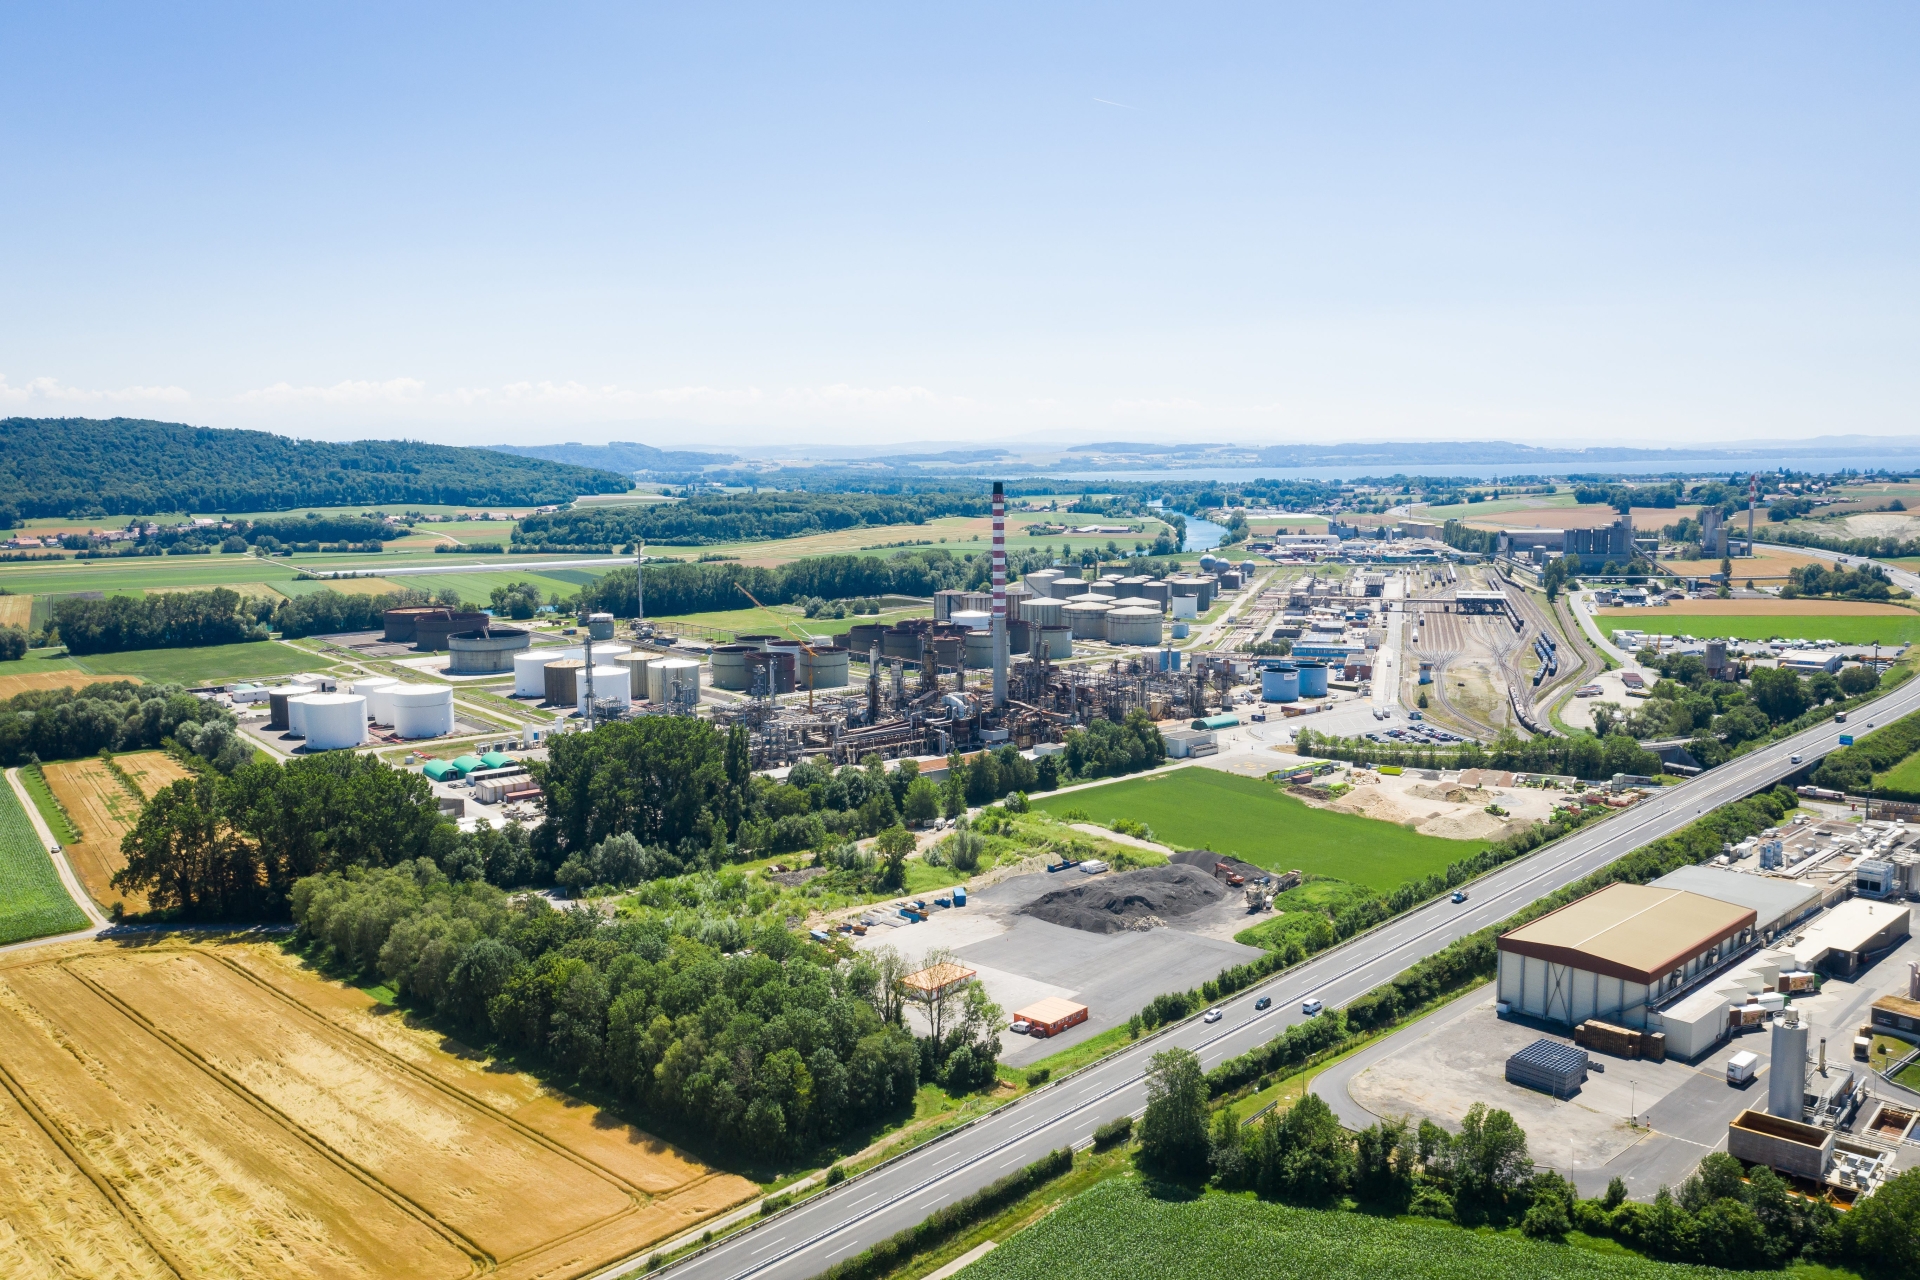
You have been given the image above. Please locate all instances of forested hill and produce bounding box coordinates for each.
[488,440,736,473]
[0,418,633,517]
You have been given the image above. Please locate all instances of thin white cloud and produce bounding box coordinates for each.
[0,374,190,405]
[232,377,960,415]
[235,378,429,405]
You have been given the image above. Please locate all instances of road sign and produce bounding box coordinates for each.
[1839,735,1855,746]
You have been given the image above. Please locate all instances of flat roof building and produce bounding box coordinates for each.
[1499,882,1756,1031]
[1650,865,1822,941]
[1787,899,1912,976]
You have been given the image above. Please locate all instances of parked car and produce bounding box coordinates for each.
[1203,1007,1223,1024]
[1301,998,1324,1016]
[1255,996,1271,1010]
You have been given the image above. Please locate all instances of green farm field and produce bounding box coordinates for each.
[0,554,303,597]
[1596,612,1920,646]
[0,776,89,945]
[71,641,327,684]
[1871,753,1920,799]
[966,1179,1803,1280]
[1032,768,1486,892]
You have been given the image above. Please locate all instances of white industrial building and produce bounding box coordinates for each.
[1650,866,1823,943]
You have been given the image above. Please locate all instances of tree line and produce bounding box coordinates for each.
[1295,726,1664,780]
[51,587,266,655]
[0,680,243,770]
[0,416,628,517]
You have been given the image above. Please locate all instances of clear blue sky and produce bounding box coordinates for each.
[2,4,1915,448]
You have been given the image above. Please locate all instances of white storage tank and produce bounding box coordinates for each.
[614,651,655,697]
[577,666,632,714]
[513,649,561,698]
[266,682,317,731]
[286,693,314,739]
[1105,605,1163,647]
[963,630,994,668]
[352,676,398,725]
[798,645,851,689]
[389,683,456,739]
[1063,600,1112,640]
[950,609,991,632]
[649,658,701,707]
[1039,625,1073,659]
[299,694,369,749]
[1017,597,1064,627]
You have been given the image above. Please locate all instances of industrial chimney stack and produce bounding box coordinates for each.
[991,481,1008,708]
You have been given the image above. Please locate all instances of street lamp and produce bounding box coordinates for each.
[1629,1079,1637,1125]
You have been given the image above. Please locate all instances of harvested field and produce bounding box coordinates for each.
[283,575,402,596]
[0,593,30,629]
[0,669,140,699]
[1020,864,1229,933]
[146,580,289,599]
[0,937,757,1280]
[41,758,146,915]
[115,750,193,799]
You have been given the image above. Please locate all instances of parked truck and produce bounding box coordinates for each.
[1727,1051,1759,1086]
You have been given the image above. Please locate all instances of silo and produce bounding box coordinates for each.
[1769,1017,1809,1118]
[586,612,616,640]
[1142,579,1172,607]
[1086,581,1117,600]
[1039,625,1073,659]
[1105,606,1163,647]
[1262,663,1300,703]
[964,630,995,669]
[798,646,850,689]
[577,666,631,714]
[513,649,562,698]
[390,684,456,739]
[1115,575,1150,599]
[933,589,966,621]
[448,626,531,674]
[544,658,585,706]
[613,652,654,698]
[650,658,702,706]
[352,676,398,725]
[709,644,755,690]
[286,694,315,739]
[1018,597,1064,627]
[300,694,369,750]
[950,609,991,632]
[1296,661,1329,698]
[734,634,781,651]
[1024,569,1063,597]
[1063,600,1112,640]
[265,683,317,731]
[882,626,923,661]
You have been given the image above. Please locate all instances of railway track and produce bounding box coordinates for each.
[1399,583,1514,740]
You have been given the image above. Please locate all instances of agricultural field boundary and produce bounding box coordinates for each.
[0,770,92,945]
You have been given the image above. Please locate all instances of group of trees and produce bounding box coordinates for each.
[513,492,992,551]
[1781,561,1895,601]
[51,587,267,654]
[1136,1040,1916,1272]
[290,858,991,1158]
[1610,649,1879,767]
[0,417,627,518]
[1813,706,1920,797]
[0,680,242,770]
[1297,726,1662,781]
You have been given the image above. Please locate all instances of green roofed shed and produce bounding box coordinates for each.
[1191,714,1239,731]
[479,751,513,770]
[422,759,458,782]
[450,754,484,776]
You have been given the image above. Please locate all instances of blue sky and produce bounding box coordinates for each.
[2,4,1915,447]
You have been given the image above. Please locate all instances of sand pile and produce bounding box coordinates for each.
[1410,782,1479,804]
[1325,785,1419,825]
[1416,810,1513,840]
[1020,865,1229,934]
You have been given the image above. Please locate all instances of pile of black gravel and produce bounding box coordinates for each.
[1019,864,1230,934]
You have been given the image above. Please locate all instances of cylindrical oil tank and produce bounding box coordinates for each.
[266,682,317,731]
[1004,581,1034,608]
[1039,625,1073,659]
[413,611,491,651]
[1262,663,1300,703]
[577,666,631,714]
[382,606,439,644]
[1170,576,1214,610]
[1769,1017,1809,1118]
[765,639,804,664]
[390,683,456,739]
[1064,591,1109,605]
[1008,619,1033,655]
[1045,573,1084,598]
[1297,661,1329,698]
[352,676,398,725]
[1024,569,1063,596]
[798,645,850,689]
[614,652,654,697]
[846,623,886,655]
[1104,605,1163,647]
[930,630,965,668]
[950,609,991,631]
[1142,579,1172,607]
[544,658,585,706]
[1086,582,1117,600]
[299,694,369,749]
[963,630,994,669]
[1063,600,1112,640]
[709,644,755,691]
[1114,575,1150,599]
[448,626,531,674]
[933,589,966,621]
[961,591,993,613]
[1219,571,1243,590]
[1017,597,1064,627]
[286,694,314,738]
[513,649,563,697]
[741,651,794,695]
[1171,621,1190,639]
[586,612,616,640]
[734,634,781,651]
[881,626,923,661]
[650,658,702,705]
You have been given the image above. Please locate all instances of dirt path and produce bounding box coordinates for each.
[4,766,108,932]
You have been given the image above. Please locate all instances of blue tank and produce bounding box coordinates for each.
[1296,661,1328,698]
[1262,662,1299,703]
[1199,553,1219,573]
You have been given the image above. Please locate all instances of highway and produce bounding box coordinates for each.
[658,666,1920,1280]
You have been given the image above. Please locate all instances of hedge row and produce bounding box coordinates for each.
[1812,706,1920,798]
[814,1147,1075,1280]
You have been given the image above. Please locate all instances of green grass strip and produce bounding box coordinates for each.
[0,777,89,945]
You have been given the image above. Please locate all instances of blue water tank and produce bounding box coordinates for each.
[1296,661,1328,698]
[954,886,967,906]
[1262,662,1299,703]
[1171,622,1189,639]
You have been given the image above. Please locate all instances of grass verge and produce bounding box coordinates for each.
[0,778,89,943]
[18,765,79,844]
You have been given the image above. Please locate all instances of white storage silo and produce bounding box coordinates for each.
[1018,597,1064,627]
[300,694,369,749]
[513,649,561,698]
[1063,600,1112,640]
[286,693,314,738]
[266,682,317,731]
[1105,606,1163,647]
[649,658,701,707]
[352,677,398,725]
[389,683,456,739]
[577,665,632,714]
[950,609,991,632]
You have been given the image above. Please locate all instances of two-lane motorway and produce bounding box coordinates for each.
[655,673,1920,1280]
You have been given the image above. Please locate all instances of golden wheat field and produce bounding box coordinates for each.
[0,670,143,700]
[113,750,194,799]
[41,758,147,915]
[0,593,30,629]
[0,937,758,1280]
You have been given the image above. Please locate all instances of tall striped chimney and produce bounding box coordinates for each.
[991,481,1008,708]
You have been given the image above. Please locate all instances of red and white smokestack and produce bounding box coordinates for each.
[991,481,1008,708]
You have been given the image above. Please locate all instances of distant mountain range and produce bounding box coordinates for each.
[487,441,737,473]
